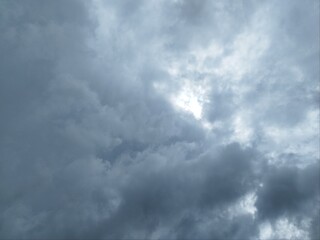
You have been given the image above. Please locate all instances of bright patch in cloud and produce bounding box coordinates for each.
[170,80,206,120]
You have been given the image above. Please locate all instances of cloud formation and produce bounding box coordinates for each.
[0,0,319,239]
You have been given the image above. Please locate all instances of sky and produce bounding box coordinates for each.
[0,0,319,239]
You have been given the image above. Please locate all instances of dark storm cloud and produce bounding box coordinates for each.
[0,0,319,239]
[170,212,258,240]
[255,161,320,240]
[256,162,320,220]
[82,143,258,239]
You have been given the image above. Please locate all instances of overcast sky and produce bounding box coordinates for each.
[0,0,319,239]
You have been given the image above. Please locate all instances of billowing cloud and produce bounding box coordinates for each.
[0,0,319,239]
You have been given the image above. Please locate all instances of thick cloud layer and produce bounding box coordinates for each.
[0,0,319,239]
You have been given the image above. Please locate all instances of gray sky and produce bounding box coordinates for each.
[0,0,319,239]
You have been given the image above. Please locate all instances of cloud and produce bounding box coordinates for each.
[0,0,319,239]
[256,162,320,220]
[79,142,258,239]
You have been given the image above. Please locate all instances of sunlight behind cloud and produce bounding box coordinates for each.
[170,80,207,120]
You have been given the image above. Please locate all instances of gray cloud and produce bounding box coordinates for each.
[256,162,320,220]
[0,0,319,239]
